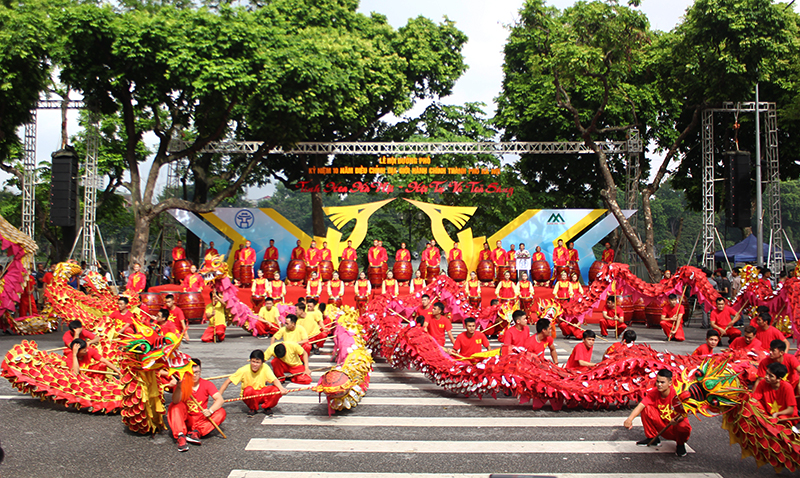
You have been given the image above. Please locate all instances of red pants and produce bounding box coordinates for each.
[642,405,691,444]
[310,331,327,349]
[558,321,584,339]
[201,325,226,342]
[660,320,684,341]
[300,342,312,355]
[355,296,368,314]
[721,327,742,340]
[167,401,227,439]
[271,358,311,384]
[253,321,278,336]
[599,319,627,337]
[242,385,281,411]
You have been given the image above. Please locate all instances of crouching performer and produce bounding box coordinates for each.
[168,359,226,452]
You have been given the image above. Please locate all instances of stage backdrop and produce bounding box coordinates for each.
[169,199,635,282]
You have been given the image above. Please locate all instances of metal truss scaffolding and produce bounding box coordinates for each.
[80,114,101,268]
[701,102,782,273]
[21,112,37,239]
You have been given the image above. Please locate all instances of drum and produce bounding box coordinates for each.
[554,265,570,281]
[236,262,254,287]
[139,292,164,318]
[495,265,510,282]
[319,260,334,281]
[425,265,440,284]
[619,295,635,322]
[327,296,343,307]
[381,262,388,279]
[177,291,205,322]
[633,298,647,325]
[260,259,279,279]
[393,260,413,282]
[286,260,307,283]
[476,260,495,282]
[510,268,518,281]
[172,259,192,283]
[232,260,242,282]
[338,259,358,282]
[645,300,667,329]
[567,261,580,279]
[531,260,551,283]
[447,260,468,282]
[588,260,604,283]
[368,265,384,288]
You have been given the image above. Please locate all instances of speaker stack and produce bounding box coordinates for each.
[49,147,80,227]
[724,151,751,229]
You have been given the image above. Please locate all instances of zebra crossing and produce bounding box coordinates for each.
[229,327,698,478]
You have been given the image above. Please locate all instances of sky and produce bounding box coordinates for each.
[13,0,697,200]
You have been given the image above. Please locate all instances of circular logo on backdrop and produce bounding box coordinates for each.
[234,209,255,229]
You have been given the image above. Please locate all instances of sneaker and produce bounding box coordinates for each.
[637,436,660,446]
[676,443,687,457]
[257,335,269,340]
[263,407,274,416]
[177,434,189,452]
[186,430,201,445]
[247,408,258,417]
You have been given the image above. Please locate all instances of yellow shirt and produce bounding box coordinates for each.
[307,309,324,327]
[258,306,280,325]
[205,301,227,327]
[297,315,321,337]
[273,325,308,343]
[265,341,305,367]
[229,363,277,394]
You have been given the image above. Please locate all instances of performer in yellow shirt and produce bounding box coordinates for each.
[302,300,327,353]
[270,314,310,352]
[253,297,280,339]
[265,342,312,384]
[218,350,287,417]
[201,291,227,342]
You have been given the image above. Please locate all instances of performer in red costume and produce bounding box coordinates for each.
[601,242,615,263]
[465,271,481,309]
[448,242,463,263]
[168,359,227,451]
[500,310,529,355]
[599,296,627,338]
[414,294,435,326]
[354,271,371,313]
[566,330,596,372]
[495,270,517,306]
[567,241,579,262]
[327,271,344,306]
[306,271,322,300]
[424,301,455,347]
[395,242,411,262]
[342,240,357,261]
[517,271,534,314]
[305,240,321,276]
[205,241,219,258]
[752,362,797,419]
[263,239,279,262]
[266,342,312,385]
[218,351,287,418]
[126,263,147,293]
[239,240,256,266]
[320,242,332,262]
[164,294,188,337]
[490,240,507,268]
[290,239,305,261]
[709,297,742,342]
[422,240,441,269]
[268,272,286,303]
[382,271,399,297]
[757,340,800,394]
[181,264,203,292]
[172,240,186,261]
[660,293,685,341]
[251,269,269,312]
[525,319,558,363]
[552,239,568,267]
[368,239,383,268]
[409,269,426,294]
[377,240,388,267]
[552,270,571,300]
[729,325,762,353]
[692,330,720,356]
[18,273,37,317]
[624,369,691,457]
[755,313,790,352]
[448,317,489,359]
[532,246,546,262]
[478,242,492,262]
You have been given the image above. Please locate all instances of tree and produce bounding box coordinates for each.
[496,0,800,281]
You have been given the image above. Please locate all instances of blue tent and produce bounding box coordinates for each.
[714,233,797,263]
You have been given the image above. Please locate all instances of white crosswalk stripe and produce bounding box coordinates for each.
[262,415,643,427]
[230,474,719,478]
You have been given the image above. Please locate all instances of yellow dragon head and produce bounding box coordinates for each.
[198,254,228,285]
[53,261,82,283]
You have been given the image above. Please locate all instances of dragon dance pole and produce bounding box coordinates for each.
[190,395,227,439]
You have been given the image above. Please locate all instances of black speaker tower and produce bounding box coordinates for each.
[49,147,80,227]
[665,254,677,273]
[724,151,751,229]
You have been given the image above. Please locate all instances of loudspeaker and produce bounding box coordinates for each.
[49,147,80,227]
[665,254,677,273]
[116,251,129,276]
[724,151,751,229]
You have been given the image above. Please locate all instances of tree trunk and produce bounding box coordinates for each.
[672,217,684,254]
[310,155,326,237]
[129,213,152,270]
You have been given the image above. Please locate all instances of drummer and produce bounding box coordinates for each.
[342,240,357,261]
[553,270,571,301]
[490,240,507,272]
[377,241,388,268]
[409,269,426,294]
[172,240,186,263]
[320,241,332,263]
[396,242,411,262]
[567,241,579,263]
[305,241,321,277]
[181,264,203,292]
[205,241,218,258]
[448,242,463,264]
[518,271,534,314]
[553,239,569,267]
[507,244,516,280]
[495,270,517,306]
[251,269,269,312]
[164,294,189,338]
[327,271,344,306]
[382,270,399,297]
[291,239,305,261]
[422,239,441,273]
[569,272,584,297]
[478,242,492,262]
[602,242,615,263]
[240,240,256,268]
[368,240,385,276]
[532,245,546,263]
[268,271,286,303]
[263,239,279,263]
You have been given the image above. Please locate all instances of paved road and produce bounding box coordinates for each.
[0,317,793,478]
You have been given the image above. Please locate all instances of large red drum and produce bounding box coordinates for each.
[139,292,164,318]
[260,259,279,279]
[495,265,510,282]
[447,260,468,282]
[338,259,358,282]
[368,265,384,288]
[319,260,334,281]
[287,260,307,283]
[425,265,440,284]
[553,265,570,281]
[232,260,242,282]
[619,295,635,322]
[235,262,254,287]
[645,299,667,329]
[531,260,551,283]
[476,260,495,282]
[172,259,192,283]
[588,260,605,283]
[178,291,205,322]
[393,261,413,282]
